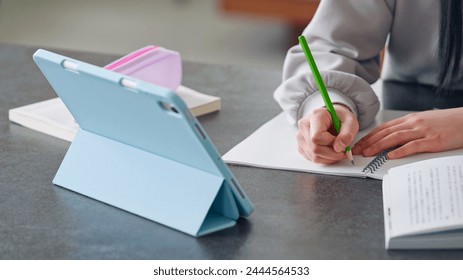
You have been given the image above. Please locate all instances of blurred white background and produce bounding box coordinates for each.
[0,0,292,69]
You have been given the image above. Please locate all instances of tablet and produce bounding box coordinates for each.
[33,49,253,236]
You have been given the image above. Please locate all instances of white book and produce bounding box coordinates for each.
[9,85,220,142]
[222,110,463,180]
[383,156,463,249]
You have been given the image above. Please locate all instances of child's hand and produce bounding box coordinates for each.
[296,104,359,164]
[352,108,463,159]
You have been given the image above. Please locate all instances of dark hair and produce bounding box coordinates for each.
[438,0,462,89]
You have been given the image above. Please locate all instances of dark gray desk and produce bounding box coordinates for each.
[1,44,462,259]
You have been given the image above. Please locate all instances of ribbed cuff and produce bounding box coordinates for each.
[297,88,358,120]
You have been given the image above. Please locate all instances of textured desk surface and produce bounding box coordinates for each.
[1,44,462,259]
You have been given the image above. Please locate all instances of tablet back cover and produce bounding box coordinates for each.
[33,49,220,176]
[33,49,253,219]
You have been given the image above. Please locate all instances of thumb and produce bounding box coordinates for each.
[333,113,359,153]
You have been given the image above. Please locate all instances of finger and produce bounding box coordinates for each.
[309,112,336,145]
[310,156,340,165]
[362,129,422,156]
[356,117,408,149]
[333,111,359,153]
[297,129,346,163]
[308,144,347,162]
[352,143,363,155]
[296,129,312,160]
[297,128,346,163]
[309,145,346,161]
[362,115,408,140]
[387,138,435,159]
[355,122,415,154]
[297,118,311,145]
[310,127,336,146]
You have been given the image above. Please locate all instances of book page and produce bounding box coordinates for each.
[388,156,463,237]
[176,85,220,116]
[176,85,219,108]
[9,97,78,141]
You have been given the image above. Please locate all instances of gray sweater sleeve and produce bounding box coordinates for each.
[274,0,394,129]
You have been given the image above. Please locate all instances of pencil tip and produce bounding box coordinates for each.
[345,150,354,165]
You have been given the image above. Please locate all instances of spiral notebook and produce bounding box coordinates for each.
[223,110,463,180]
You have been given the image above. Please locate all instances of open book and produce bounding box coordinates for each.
[222,110,463,180]
[383,156,463,249]
[9,85,220,142]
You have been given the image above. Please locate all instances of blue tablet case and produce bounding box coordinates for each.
[33,49,253,237]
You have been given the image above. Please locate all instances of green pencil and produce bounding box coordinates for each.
[298,35,354,165]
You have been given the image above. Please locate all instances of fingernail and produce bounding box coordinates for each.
[335,140,345,152]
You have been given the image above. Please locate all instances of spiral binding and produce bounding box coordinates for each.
[362,147,397,174]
